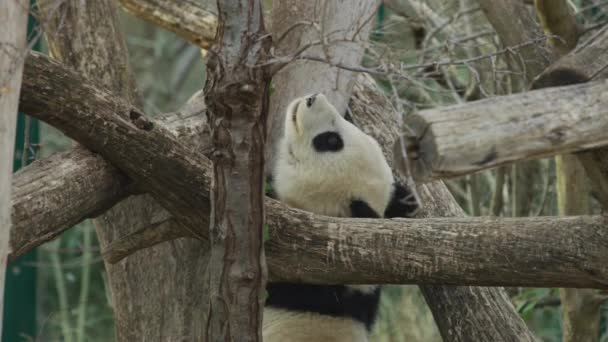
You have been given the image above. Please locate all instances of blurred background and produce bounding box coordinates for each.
[5,0,608,341]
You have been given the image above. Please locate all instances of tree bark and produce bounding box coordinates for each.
[397,78,608,182]
[115,0,217,48]
[531,25,608,209]
[476,0,555,218]
[34,1,212,340]
[0,0,29,334]
[20,52,212,236]
[202,0,269,340]
[556,154,603,342]
[9,92,208,261]
[351,78,537,342]
[538,2,603,339]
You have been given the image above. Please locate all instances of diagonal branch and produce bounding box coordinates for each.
[15,52,608,289]
[19,51,213,239]
[9,93,207,261]
[115,0,217,48]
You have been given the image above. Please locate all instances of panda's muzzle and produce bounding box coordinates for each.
[306,93,318,107]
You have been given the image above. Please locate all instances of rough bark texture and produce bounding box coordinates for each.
[20,52,212,237]
[397,78,608,182]
[116,0,217,48]
[10,92,207,261]
[202,0,269,340]
[531,25,608,209]
[266,203,608,288]
[476,0,555,218]
[34,1,211,340]
[9,148,130,260]
[476,0,554,81]
[0,0,29,333]
[536,4,601,339]
[351,78,537,342]
[556,154,602,342]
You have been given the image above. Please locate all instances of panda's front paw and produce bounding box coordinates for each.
[384,183,419,218]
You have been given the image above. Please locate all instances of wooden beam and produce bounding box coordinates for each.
[397,78,608,182]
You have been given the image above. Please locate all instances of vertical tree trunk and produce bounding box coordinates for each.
[477,0,553,218]
[0,0,30,334]
[203,0,270,340]
[556,155,601,342]
[533,3,602,340]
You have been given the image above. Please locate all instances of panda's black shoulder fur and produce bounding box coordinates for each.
[385,183,419,218]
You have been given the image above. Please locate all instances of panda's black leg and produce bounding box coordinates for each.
[384,183,419,218]
[350,200,381,218]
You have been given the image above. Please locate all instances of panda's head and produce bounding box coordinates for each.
[284,93,346,153]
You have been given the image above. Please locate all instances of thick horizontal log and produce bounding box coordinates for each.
[398,78,608,182]
[266,203,608,288]
[15,52,608,288]
[19,52,212,239]
[115,0,217,48]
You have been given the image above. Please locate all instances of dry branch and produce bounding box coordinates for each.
[116,0,217,48]
[397,78,608,182]
[16,51,608,290]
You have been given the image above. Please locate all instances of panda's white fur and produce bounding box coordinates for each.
[273,93,394,218]
[264,308,368,342]
[265,93,400,342]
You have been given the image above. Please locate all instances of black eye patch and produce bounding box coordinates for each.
[312,132,344,152]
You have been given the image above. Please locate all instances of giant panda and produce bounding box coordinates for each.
[264,93,419,341]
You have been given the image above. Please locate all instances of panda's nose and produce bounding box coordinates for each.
[306,93,318,108]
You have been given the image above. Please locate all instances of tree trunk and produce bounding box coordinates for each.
[556,155,601,342]
[36,1,210,340]
[202,0,269,340]
[0,0,30,334]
